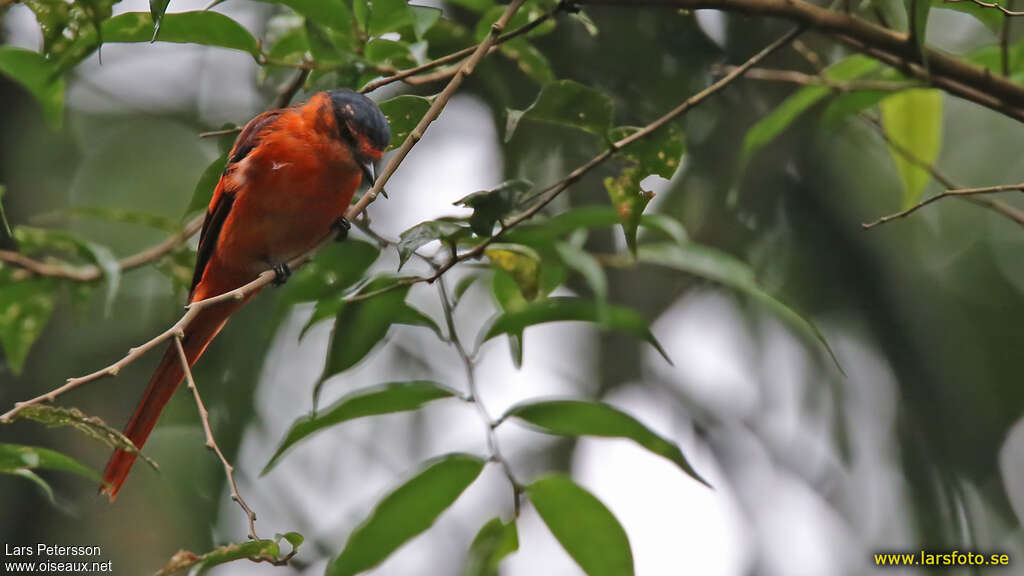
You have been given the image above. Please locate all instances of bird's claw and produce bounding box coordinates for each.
[333,216,351,242]
[272,263,292,286]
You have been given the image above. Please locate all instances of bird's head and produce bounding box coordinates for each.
[328,89,390,186]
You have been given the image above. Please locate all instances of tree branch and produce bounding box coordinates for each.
[715,65,917,92]
[579,0,1024,122]
[946,0,1024,16]
[174,336,258,540]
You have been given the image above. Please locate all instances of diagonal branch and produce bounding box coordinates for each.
[946,0,1024,16]
[174,335,259,541]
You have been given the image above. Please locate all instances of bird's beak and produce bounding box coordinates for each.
[360,160,376,187]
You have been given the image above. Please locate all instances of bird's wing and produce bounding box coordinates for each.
[190,109,284,297]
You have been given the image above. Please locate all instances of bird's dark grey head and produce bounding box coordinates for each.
[328,89,390,158]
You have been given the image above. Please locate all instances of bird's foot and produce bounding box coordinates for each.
[333,216,351,242]
[272,263,292,286]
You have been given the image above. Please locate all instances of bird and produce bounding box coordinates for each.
[100,89,390,500]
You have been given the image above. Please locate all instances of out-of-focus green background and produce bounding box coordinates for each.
[3,0,1024,574]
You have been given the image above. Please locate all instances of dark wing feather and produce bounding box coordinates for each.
[189,109,284,296]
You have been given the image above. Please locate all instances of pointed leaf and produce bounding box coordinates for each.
[397,218,468,268]
[264,381,458,473]
[149,0,171,41]
[880,89,942,207]
[101,12,261,57]
[485,243,541,301]
[0,276,56,374]
[482,297,670,363]
[505,400,708,486]
[12,405,158,470]
[608,124,685,180]
[0,47,65,129]
[328,454,487,576]
[379,95,431,151]
[527,475,634,576]
[554,242,606,301]
[605,166,652,254]
[0,443,102,487]
[463,518,518,576]
[506,80,614,142]
[455,179,534,237]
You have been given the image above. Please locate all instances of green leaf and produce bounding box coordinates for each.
[482,297,670,363]
[0,276,56,374]
[0,443,102,498]
[397,218,469,268]
[364,38,416,68]
[608,124,685,180]
[554,242,607,301]
[505,400,708,486]
[454,179,534,237]
[463,518,518,576]
[279,240,380,305]
[932,0,1002,32]
[12,405,158,470]
[185,152,228,218]
[265,0,354,36]
[328,454,487,576]
[741,55,880,165]
[0,185,11,239]
[267,25,309,64]
[474,3,556,41]
[880,89,942,207]
[379,95,431,151]
[149,0,171,41]
[263,381,459,474]
[409,5,442,39]
[101,11,261,57]
[12,226,120,311]
[821,90,894,126]
[527,475,634,576]
[605,167,652,255]
[906,0,931,59]
[318,277,441,396]
[57,205,181,233]
[485,243,542,301]
[500,38,554,84]
[154,532,303,576]
[638,242,841,372]
[446,0,495,12]
[360,0,417,37]
[506,80,615,142]
[453,273,480,305]
[0,47,65,129]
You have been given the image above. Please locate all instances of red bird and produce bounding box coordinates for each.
[101,89,390,500]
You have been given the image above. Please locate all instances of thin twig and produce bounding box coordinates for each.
[860,115,1024,228]
[272,69,310,109]
[715,65,916,92]
[0,215,203,282]
[1002,0,1015,76]
[174,336,258,540]
[946,0,1024,16]
[437,277,523,516]
[863,182,1024,227]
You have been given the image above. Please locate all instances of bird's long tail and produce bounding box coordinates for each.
[100,299,246,500]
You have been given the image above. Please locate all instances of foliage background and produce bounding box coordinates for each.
[2,0,1024,575]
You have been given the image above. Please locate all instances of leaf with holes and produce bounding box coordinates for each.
[379,95,431,151]
[12,405,158,470]
[328,454,486,576]
[264,381,459,473]
[608,124,685,180]
[605,166,653,255]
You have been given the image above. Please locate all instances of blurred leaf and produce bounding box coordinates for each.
[365,38,416,68]
[638,242,841,372]
[500,38,554,84]
[741,55,879,166]
[379,95,431,151]
[491,270,526,366]
[25,0,115,70]
[12,405,158,470]
[608,124,685,180]
[486,243,541,300]
[102,12,261,57]
[305,19,351,66]
[149,0,171,41]
[453,273,481,305]
[317,277,440,401]
[185,152,228,218]
[932,0,1003,31]
[55,205,181,233]
[13,226,120,311]
[482,297,670,363]
[506,80,615,142]
[474,3,556,41]
[506,400,709,486]
[638,212,687,245]
[0,47,65,129]
[605,167,652,255]
[463,518,518,576]
[409,5,442,38]
[397,218,469,268]
[527,475,634,576]
[359,0,417,37]
[0,443,101,501]
[265,0,354,36]
[455,179,534,236]
[0,276,56,374]
[504,206,682,247]
[280,240,379,304]
[267,25,309,64]
[554,242,607,301]
[570,9,600,35]
[821,90,893,126]
[880,89,942,207]
[0,186,11,239]
[264,381,459,474]
[446,0,495,12]
[154,532,303,576]
[906,0,931,59]
[328,454,487,576]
